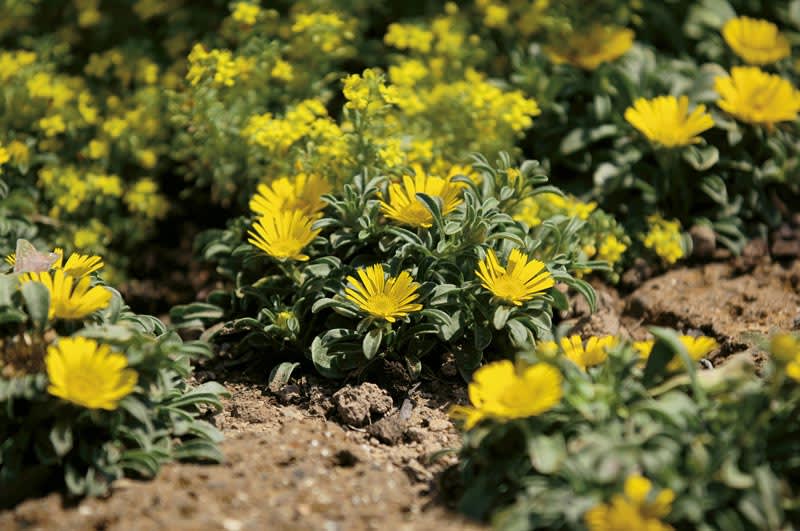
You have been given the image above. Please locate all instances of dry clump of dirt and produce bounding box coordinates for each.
[1,377,482,531]
[566,256,800,366]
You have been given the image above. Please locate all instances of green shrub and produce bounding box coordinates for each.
[0,241,227,507]
[451,330,800,529]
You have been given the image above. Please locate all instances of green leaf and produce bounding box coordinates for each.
[362,328,383,360]
[642,333,678,386]
[719,455,754,489]
[49,421,73,457]
[493,305,511,329]
[268,361,300,391]
[527,433,566,474]
[119,395,154,430]
[170,302,224,329]
[474,325,492,351]
[187,419,225,443]
[21,280,49,329]
[507,319,531,347]
[416,192,445,229]
[454,345,483,381]
[649,327,707,404]
[683,144,719,171]
[167,382,228,411]
[119,450,162,478]
[0,274,19,306]
[311,335,347,379]
[550,288,569,312]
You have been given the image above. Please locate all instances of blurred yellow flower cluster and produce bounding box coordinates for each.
[641,215,686,265]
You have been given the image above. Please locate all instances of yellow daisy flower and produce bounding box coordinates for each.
[624,95,714,148]
[249,173,331,218]
[585,474,674,531]
[344,264,423,322]
[19,269,112,320]
[475,248,555,306]
[545,25,634,70]
[247,209,320,262]
[539,335,618,371]
[715,67,800,127]
[450,360,563,429]
[634,335,719,371]
[380,164,463,228]
[722,16,790,65]
[46,336,138,410]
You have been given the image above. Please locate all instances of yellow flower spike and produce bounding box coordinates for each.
[585,474,674,531]
[249,173,331,218]
[545,25,634,70]
[247,209,320,262]
[19,270,112,320]
[722,17,790,65]
[715,67,800,127]
[560,335,618,371]
[379,165,463,228]
[625,95,715,148]
[451,360,563,429]
[46,336,137,410]
[344,264,423,323]
[475,248,555,306]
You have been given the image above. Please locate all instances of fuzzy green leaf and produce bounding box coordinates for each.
[268,361,300,391]
[21,281,49,329]
[49,421,73,458]
[362,328,383,360]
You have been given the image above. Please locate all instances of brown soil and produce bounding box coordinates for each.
[2,256,799,530]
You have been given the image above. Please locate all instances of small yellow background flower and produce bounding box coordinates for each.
[20,269,112,320]
[625,95,714,148]
[380,165,463,228]
[475,248,554,306]
[715,67,800,127]
[344,264,423,322]
[722,17,790,65]
[248,209,320,261]
[545,25,634,70]
[642,215,685,265]
[46,336,138,410]
[451,360,563,429]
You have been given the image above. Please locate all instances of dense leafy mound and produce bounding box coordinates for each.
[0,245,226,507]
[451,331,800,529]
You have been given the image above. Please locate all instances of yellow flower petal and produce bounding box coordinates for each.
[46,336,137,410]
[344,264,423,322]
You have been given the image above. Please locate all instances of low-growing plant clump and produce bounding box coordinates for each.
[451,331,800,530]
[0,241,226,507]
